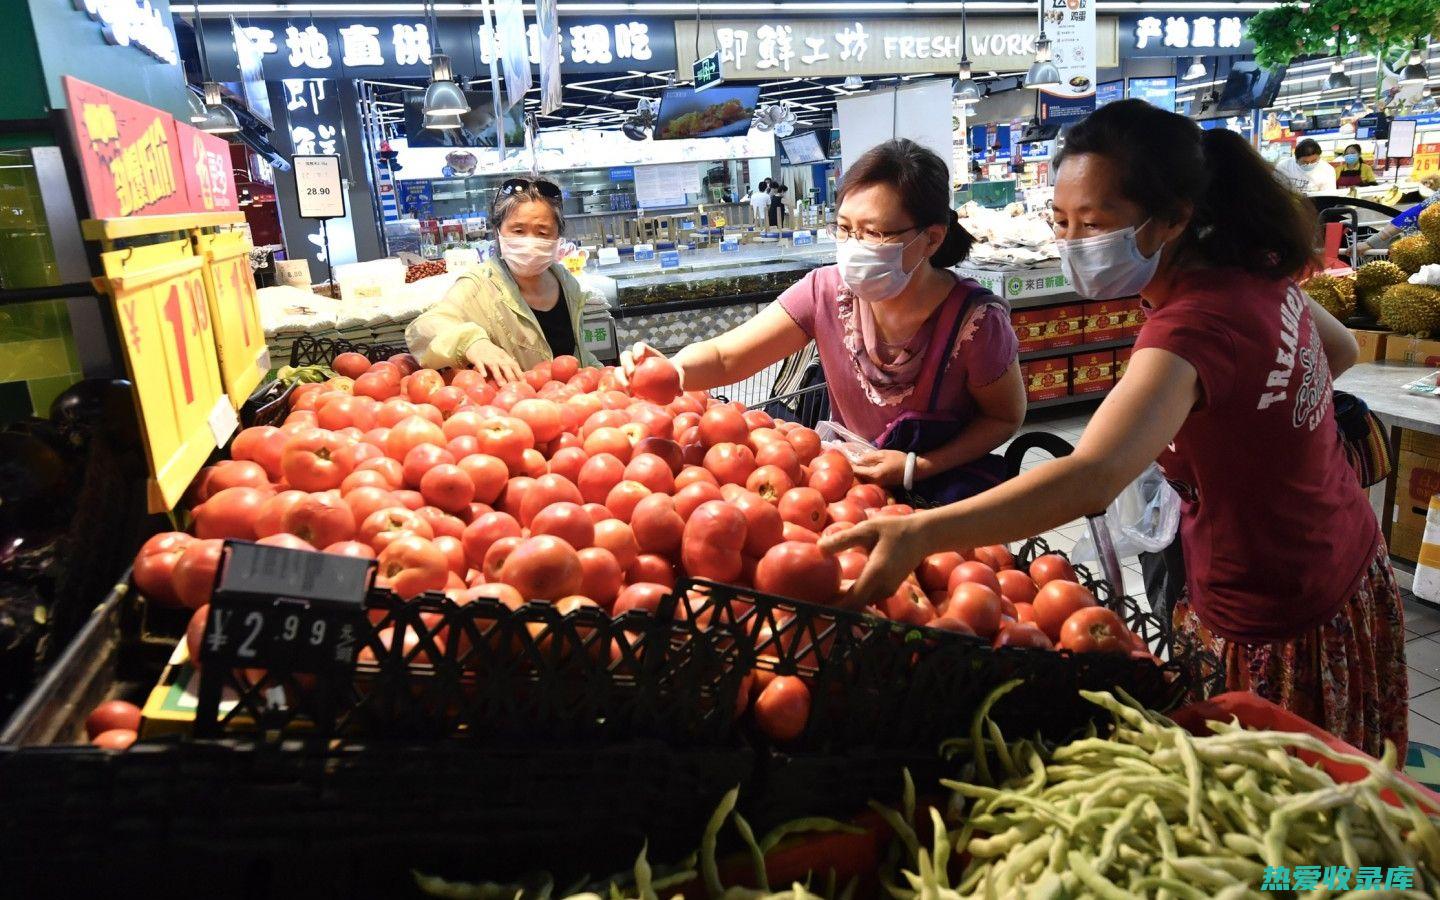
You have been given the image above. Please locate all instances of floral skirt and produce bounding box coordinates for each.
[1171,539,1408,761]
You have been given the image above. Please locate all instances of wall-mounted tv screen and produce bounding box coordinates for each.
[653,86,759,140]
[781,131,826,164]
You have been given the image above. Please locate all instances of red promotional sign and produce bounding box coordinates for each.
[174,121,240,213]
[63,76,192,219]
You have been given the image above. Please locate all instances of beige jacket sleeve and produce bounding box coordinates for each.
[405,272,494,369]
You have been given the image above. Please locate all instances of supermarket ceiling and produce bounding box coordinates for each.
[175,2,1295,133]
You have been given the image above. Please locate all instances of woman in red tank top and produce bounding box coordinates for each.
[828,99,1406,759]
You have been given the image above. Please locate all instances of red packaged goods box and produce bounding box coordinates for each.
[1047,304,1085,349]
[1128,300,1148,335]
[1011,307,1056,351]
[1115,346,1133,381]
[1021,357,1069,401]
[1082,301,1132,342]
[1071,351,1116,395]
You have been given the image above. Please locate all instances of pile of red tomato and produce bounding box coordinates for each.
[128,351,1152,746]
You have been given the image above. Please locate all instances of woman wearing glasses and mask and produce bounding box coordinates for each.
[619,139,1025,504]
[826,101,1405,758]
[407,177,599,383]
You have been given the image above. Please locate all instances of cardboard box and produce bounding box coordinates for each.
[956,264,1073,301]
[1384,336,1440,367]
[1021,357,1070,401]
[1401,428,1440,458]
[1082,300,1132,342]
[1047,304,1086,349]
[1071,351,1116,395]
[1114,346,1133,381]
[1392,446,1440,563]
[1012,307,1059,351]
[1350,329,1391,365]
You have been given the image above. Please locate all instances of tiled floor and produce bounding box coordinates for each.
[1015,401,1440,753]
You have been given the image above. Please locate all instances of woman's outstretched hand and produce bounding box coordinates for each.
[465,339,524,386]
[819,515,931,610]
[615,342,678,389]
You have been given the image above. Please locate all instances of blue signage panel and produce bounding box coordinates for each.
[659,250,681,268]
[609,166,635,182]
[1096,80,1124,107]
[1129,77,1177,111]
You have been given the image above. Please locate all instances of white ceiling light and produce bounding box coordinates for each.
[955,0,981,105]
[1024,0,1060,91]
[1402,43,1430,85]
[1182,57,1206,81]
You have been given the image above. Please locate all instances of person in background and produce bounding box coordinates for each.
[749,180,772,225]
[827,100,1405,759]
[1336,143,1378,188]
[767,181,789,228]
[407,177,599,383]
[1276,138,1338,194]
[619,139,1025,505]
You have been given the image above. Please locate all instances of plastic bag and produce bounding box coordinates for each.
[1413,496,1440,603]
[815,419,874,464]
[1069,463,1181,564]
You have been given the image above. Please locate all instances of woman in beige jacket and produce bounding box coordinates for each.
[406,177,599,383]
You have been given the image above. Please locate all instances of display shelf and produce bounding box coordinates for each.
[1019,337,1135,363]
[1026,393,1107,410]
[81,211,245,241]
[1010,291,1081,311]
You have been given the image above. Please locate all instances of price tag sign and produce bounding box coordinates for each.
[201,542,373,675]
[633,243,656,261]
[720,239,740,253]
[659,250,681,269]
[100,238,225,512]
[208,395,239,446]
[793,230,815,247]
[195,230,265,406]
[294,155,345,219]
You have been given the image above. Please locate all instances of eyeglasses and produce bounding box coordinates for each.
[499,177,563,201]
[826,223,919,244]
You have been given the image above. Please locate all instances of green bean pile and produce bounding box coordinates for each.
[899,683,1440,899]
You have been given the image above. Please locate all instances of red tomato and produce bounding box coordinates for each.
[577,453,626,506]
[531,501,595,550]
[354,370,400,401]
[375,398,420,429]
[754,675,810,742]
[132,531,195,606]
[582,408,629,439]
[1058,606,1130,654]
[419,463,475,514]
[340,468,391,495]
[781,521,819,544]
[376,534,449,599]
[578,547,624,609]
[1030,553,1078,587]
[726,491,782,557]
[836,549,868,580]
[253,489,307,538]
[446,435,481,459]
[91,728,138,750]
[515,473,581,526]
[948,560,1002,595]
[401,443,456,490]
[681,500,748,582]
[755,541,842,605]
[456,453,509,504]
[881,581,936,625]
[85,699,142,740]
[356,456,403,489]
[624,453,676,495]
[333,352,370,379]
[391,489,426,511]
[342,486,399,527]
[928,616,977,637]
[973,545,1015,571]
[482,536,524,582]
[231,425,288,480]
[477,416,535,473]
[671,411,701,441]
[754,440,802,482]
[670,481,721,521]
[947,582,1004,638]
[917,552,965,594]
[994,620,1054,649]
[583,426,632,463]
[593,519,640,571]
[460,511,521,569]
[281,492,356,547]
[413,505,466,540]
[777,487,828,533]
[499,535,584,601]
[604,480,652,523]
[807,458,855,503]
[404,369,445,404]
[703,442,758,486]
[194,486,269,540]
[205,459,271,496]
[442,409,484,442]
[627,553,676,588]
[846,484,887,510]
[511,398,563,444]
[173,539,225,609]
[547,446,590,485]
[256,533,316,551]
[551,355,580,383]
[433,535,467,576]
[996,569,1039,605]
[785,428,822,465]
[826,499,866,525]
[746,464,795,502]
[629,493,685,558]
[498,476,535,520]
[631,437,683,476]
[1013,601,1038,625]
[630,356,682,404]
[384,415,446,462]
[674,465,718,491]
[359,506,435,552]
[324,540,377,560]
[627,404,675,441]
[1033,580,1098,642]
[743,409,775,431]
[698,406,748,448]
[613,582,670,616]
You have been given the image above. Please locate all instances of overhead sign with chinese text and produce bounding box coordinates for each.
[74,0,179,64]
[1038,0,1097,127]
[1119,14,1251,58]
[675,16,1117,79]
[196,17,675,81]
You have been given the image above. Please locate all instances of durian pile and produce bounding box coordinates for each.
[1306,204,1440,336]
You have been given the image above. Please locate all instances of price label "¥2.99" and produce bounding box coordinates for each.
[101,238,225,511]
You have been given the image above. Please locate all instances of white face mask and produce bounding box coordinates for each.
[499,234,559,277]
[836,232,927,303]
[1056,219,1165,301]
[1299,160,1320,172]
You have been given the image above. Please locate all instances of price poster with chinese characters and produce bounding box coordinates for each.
[100,239,227,511]
[174,121,239,213]
[62,76,193,219]
[195,230,267,405]
[1038,0,1097,127]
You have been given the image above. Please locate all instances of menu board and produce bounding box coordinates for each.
[634,163,699,209]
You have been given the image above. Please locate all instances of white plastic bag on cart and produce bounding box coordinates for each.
[815,419,874,464]
[1069,464,1181,564]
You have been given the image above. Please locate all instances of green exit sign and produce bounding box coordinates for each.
[693,51,724,92]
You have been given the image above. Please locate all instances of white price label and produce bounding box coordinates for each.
[208,395,240,447]
[294,155,345,219]
[597,247,620,266]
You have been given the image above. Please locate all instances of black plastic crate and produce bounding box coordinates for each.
[288,334,407,368]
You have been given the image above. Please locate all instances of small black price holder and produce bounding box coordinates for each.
[194,540,375,740]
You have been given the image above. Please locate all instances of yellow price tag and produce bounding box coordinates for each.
[195,230,265,405]
[1414,143,1440,180]
[100,238,225,512]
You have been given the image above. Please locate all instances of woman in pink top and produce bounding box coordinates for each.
[828,100,1405,757]
[619,139,1025,505]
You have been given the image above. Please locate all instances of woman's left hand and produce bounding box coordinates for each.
[819,516,931,610]
[851,449,910,487]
